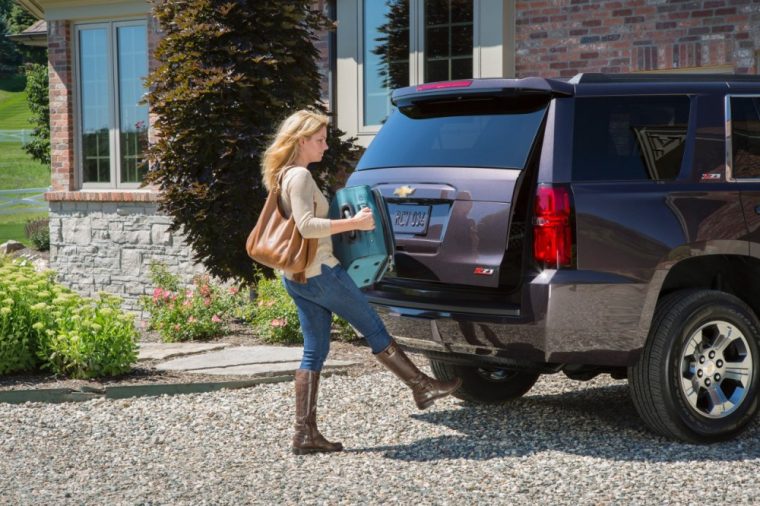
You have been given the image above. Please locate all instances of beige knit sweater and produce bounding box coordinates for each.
[279,166,339,280]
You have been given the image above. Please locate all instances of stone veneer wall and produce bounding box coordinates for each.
[49,201,206,313]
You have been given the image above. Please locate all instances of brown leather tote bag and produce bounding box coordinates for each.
[246,168,317,283]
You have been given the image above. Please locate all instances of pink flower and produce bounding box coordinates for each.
[228,287,239,295]
[186,289,193,298]
[203,298,211,307]
[174,324,181,331]
[188,316,197,323]
[183,299,192,307]
[270,318,286,328]
[211,315,222,323]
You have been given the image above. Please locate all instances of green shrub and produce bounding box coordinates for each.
[22,62,50,166]
[251,276,302,344]
[24,217,49,251]
[39,293,138,379]
[0,257,138,378]
[250,274,360,344]
[145,0,363,285]
[140,262,239,342]
[0,258,55,373]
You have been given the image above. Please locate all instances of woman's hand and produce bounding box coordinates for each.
[351,207,375,231]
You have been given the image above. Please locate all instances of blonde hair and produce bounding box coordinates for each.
[261,109,330,191]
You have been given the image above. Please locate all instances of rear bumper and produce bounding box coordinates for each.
[368,269,650,367]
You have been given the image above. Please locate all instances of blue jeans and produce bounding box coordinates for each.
[282,264,393,372]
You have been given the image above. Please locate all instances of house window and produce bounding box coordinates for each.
[76,20,148,188]
[363,0,409,126]
[424,0,473,82]
[361,0,473,127]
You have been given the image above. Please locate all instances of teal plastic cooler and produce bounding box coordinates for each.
[329,185,395,288]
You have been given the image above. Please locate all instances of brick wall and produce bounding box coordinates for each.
[47,20,74,192]
[515,0,760,77]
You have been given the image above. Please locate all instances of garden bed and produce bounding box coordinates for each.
[0,321,384,393]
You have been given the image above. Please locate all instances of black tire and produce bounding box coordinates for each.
[429,358,539,403]
[629,289,760,443]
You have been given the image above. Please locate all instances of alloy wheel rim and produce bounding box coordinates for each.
[477,368,515,382]
[679,320,754,419]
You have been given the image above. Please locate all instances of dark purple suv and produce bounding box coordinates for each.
[345,73,760,443]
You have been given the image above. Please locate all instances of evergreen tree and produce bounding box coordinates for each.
[146,0,362,283]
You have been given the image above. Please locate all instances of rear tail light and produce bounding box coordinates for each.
[533,185,573,267]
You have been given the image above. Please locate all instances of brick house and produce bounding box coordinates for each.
[11,0,760,311]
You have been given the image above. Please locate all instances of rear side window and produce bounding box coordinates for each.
[357,97,548,170]
[572,96,690,181]
[730,96,760,179]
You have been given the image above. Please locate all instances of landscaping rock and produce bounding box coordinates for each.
[0,240,24,254]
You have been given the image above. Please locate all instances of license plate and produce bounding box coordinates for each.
[388,204,430,235]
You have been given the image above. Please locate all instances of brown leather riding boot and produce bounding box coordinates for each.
[292,369,343,455]
[375,339,462,410]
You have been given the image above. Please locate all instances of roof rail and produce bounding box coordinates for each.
[568,73,760,84]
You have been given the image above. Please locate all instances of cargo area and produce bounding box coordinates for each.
[346,88,552,311]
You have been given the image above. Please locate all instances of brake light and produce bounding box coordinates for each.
[416,80,473,91]
[533,185,573,267]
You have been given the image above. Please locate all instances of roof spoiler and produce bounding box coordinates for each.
[391,77,574,107]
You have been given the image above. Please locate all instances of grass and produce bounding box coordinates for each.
[0,74,31,130]
[0,69,50,245]
[0,141,50,190]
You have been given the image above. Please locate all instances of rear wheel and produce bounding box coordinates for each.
[429,359,539,403]
[629,290,760,443]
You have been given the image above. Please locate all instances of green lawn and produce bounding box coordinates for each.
[0,141,50,190]
[0,141,50,246]
[0,74,31,130]
[0,73,50,246]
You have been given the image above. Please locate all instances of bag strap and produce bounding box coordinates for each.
[274,165,316,217]
[274,165,295,194]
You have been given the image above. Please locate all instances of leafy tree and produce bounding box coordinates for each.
[22,62,49,164]
[0,16,21,73]
[146,0,363,284]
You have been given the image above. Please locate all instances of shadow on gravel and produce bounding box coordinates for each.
[351,383,760,463]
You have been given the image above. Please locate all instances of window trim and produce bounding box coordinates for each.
[725,94,760,183]
[357,0,479,133]
[357,0,421,134]
[73,18,149,190]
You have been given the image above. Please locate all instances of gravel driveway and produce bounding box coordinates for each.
[2,370,759,505]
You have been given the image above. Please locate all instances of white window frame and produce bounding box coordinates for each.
[337,0,514,147]
[73,18,149,190]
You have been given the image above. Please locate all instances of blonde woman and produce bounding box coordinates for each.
[262,110,461,455]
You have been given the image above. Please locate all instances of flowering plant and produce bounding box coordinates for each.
[250,275,302,344]
[0,256,138,378]
[140,262,238,342]
[249,274,359,344]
